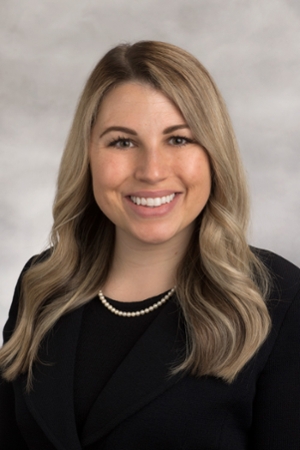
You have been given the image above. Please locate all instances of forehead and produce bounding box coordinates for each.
[95,82,185,126]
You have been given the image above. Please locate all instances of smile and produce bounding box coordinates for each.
[130,193,176,207]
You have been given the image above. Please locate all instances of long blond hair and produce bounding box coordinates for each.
[0,41,270,387]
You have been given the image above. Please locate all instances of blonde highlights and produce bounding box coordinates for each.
[0,41,270,387]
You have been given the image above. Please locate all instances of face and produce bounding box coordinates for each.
[89,82,211,248]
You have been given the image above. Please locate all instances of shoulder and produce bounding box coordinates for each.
[252,246,300,276]
[252,247,300,301]
[251,247,300,351]
[2,250,52,343]
[252,248,300,360]
[249,249,300,447]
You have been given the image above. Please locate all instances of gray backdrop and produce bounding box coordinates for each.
[1,0,299,332]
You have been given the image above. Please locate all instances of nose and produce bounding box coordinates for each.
[134,145,169,184]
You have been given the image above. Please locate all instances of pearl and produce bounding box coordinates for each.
[98,287,176,318]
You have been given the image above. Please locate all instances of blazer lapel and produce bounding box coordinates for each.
[81,299,186,447]
[21,306,84,450]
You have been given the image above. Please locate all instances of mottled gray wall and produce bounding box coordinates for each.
[1,0,299,331]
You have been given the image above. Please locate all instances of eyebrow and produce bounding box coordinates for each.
[99,124,190,138]
[100,126,137,138]
[163,124,190,134]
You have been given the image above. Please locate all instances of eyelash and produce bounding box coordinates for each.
[108,136,133,148]
[169,135,195,146]
[107,135,196,148]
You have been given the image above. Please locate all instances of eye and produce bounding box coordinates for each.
[169,136,194,146]
[108,137,134,149]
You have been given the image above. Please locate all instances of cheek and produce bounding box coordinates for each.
[90,156,132,219]
[183,153,211,191]
[90,168,117,220]
[90,155,127,192]
[89,159,110,207]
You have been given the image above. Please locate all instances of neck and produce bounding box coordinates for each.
[102,229,191,302]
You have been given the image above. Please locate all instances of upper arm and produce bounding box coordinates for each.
[249,286,300,449]
[2,256,36,344]
[0,378,29,449]
[2,250,51,344]
[0,256,38,449]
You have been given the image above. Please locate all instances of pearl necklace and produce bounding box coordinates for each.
[98,287,176,317]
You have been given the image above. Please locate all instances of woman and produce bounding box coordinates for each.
[0,41,299,450]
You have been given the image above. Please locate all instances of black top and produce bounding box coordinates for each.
[1,249,300,449]
[74,293,170,435]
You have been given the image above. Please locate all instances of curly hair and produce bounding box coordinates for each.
[0,41,270,388]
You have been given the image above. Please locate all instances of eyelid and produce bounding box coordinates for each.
[168,135,196,145]
[107,135,135,148]
[106,134,197,148]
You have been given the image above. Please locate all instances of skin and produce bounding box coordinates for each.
[89,82,211,301]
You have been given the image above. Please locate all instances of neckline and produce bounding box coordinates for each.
[98,290,172,312]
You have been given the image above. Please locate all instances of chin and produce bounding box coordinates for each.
[134,231,180,246]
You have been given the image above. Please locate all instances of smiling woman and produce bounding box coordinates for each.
[89,83,211,253]
[0,41,299,450]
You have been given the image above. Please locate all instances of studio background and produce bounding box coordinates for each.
[1,0,299,333]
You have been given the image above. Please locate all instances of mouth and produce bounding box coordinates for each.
[129,193,176,208]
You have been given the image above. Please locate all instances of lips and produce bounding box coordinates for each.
[130,193,176,207]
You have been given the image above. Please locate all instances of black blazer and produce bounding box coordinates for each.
[1,249,300,450]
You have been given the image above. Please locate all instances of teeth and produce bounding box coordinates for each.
[130,193,176,207]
